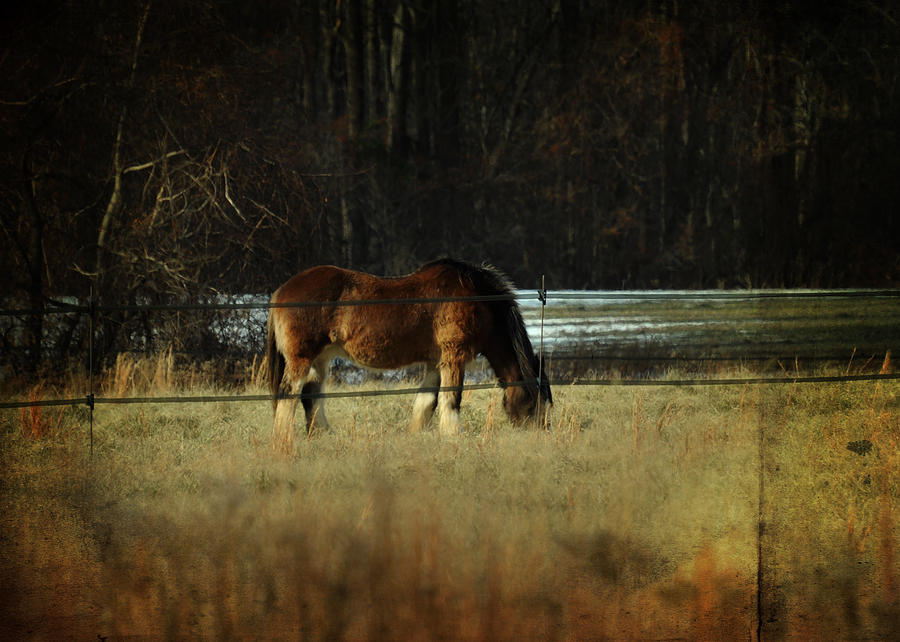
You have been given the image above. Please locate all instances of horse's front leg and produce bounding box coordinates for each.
[410,365,440,433]
[438,353,465,437]
[300,380,328,433]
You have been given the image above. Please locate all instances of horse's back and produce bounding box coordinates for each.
[272,265,350,305]
[273,259,497,303]
[269,259,510,367]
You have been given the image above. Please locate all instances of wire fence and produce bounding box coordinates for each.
[1,288,898,413]
[5,287,895,636]
[3,373,899,412]
[3,286,899,317]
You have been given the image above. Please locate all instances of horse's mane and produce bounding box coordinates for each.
[422,258,538,383]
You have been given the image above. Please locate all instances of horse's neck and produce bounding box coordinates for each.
[494,359,526,387]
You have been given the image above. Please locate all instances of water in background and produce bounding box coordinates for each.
[282,289,898,382]
[3,290,895,383]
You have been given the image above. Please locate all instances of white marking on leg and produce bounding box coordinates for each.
[437,360,464,438]
[306,360,332,433]
[411,366,440,433]
[274,392,300,452]
[438,402,463,437]
[273,354,310,452]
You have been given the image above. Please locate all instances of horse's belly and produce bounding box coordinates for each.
[332,311,437,369]
[341,339,436,369]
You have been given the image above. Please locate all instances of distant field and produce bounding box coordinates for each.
[526,291,900,375]
[2,363,898,639]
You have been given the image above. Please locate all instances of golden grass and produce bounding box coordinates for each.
[17,383,65,440]
[1,360,898,639]
[101,348,265,396]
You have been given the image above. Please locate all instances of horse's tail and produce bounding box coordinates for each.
[266,310,285,409]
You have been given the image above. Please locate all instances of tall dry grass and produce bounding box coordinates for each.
[102,348,266,396]
[0,357,898,639]
[17,383,65,439]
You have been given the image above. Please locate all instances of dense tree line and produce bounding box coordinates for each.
[1,0,898,370]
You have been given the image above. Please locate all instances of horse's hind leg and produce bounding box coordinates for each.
[300,381,322,431]
[301,355,332,433]
[273,356,311,452]
[410,365,440,433]
[274,393,300,453]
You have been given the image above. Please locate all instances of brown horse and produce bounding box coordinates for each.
[266,258,552,447]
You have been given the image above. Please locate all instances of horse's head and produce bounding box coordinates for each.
[503,354,553,427]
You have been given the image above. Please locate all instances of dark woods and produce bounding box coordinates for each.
[2,1,898,371]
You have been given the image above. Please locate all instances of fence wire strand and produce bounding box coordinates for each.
[2,288,899,317]
[2,373,898,410]
[1,289,897,410]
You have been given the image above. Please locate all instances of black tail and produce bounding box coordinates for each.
[266,312,285,409]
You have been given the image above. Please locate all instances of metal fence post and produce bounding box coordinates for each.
[88,286,95,457]
[536,275,546,431]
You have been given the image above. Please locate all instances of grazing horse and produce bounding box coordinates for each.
[266,258,552,447]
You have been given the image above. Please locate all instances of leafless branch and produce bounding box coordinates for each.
[223,167,245,222]
[122,150,187,175]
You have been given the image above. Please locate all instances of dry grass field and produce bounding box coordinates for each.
[1,354,898,639]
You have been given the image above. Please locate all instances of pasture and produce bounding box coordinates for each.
[2,357,898,639]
